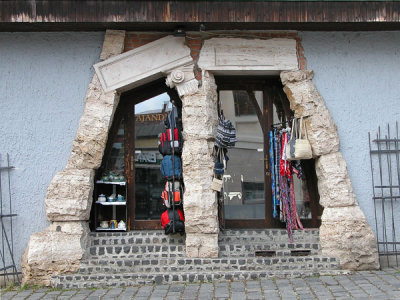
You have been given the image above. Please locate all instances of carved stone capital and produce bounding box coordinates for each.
[165,64,199,97]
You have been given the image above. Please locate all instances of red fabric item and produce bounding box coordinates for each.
[280,132,291,178]
[161,209,185,228]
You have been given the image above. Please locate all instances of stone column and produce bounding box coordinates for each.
[173,71,219,257]
[22,30,126,286]
[280,70,379,270]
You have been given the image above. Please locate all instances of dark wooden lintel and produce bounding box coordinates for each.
[1,1,399,32]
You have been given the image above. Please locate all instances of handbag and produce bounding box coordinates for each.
[294,117,313,160]
[285,119,297,161]
[211,177,223,192]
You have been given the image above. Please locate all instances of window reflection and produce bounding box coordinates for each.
[134,93,170,220]
[220,90,265,219]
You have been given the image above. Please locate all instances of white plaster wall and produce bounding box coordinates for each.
[300,32,400,242]
[0,32,104,270]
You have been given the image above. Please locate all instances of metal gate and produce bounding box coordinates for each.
[369,122,400,268]
[0,154,20,285]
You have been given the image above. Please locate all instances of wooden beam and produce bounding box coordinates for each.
[1,1,399,31]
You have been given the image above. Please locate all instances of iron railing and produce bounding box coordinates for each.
[0,154,20,284]
[369,122,400,268]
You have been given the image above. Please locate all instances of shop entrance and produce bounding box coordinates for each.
[215,76,322,229]
[92,76,321,231]
[94,79,181,230]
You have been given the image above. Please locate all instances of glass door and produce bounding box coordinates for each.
[216,76,322,229]
[125,91,174,229]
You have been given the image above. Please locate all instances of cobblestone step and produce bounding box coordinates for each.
[90,231,185,246]
[89,244,186,257]
[219,242,321,257]
[88,242,320,258]
[52,268,346,289]
[77,256,338,275]
[219,229,320,244]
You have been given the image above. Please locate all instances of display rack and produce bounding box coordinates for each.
[94,181,128,231]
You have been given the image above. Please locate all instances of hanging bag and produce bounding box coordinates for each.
[285,119,297,161]
[294,117,313,160]
[212,147,224,192]
[214,147,225,175]
[215,116,237,148]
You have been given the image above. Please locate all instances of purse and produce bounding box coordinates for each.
[211,177,223,192]
[285,119,297,161]
[294,117,313,160]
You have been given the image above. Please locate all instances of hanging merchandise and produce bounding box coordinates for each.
[158,128,183,156]
[161,209,185,234]
[269,120,307,242]
[161,180,184,208]
[285,119,297,161]
[215,115,237,148]
[294,117,313,160]
[214,147,227,175]
[159,104,185,235]
[160,155,182,179]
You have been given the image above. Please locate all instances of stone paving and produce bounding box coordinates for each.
[2,268,400,299]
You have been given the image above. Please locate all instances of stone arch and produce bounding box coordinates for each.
[23,30,379,286]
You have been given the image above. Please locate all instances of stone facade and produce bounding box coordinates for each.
[22,30,126,285]
[23,34,380,286]
[281,70,379,270]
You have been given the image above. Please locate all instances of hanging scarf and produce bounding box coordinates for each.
[269,130,278,218]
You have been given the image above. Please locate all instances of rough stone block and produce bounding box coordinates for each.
[45,169,94,221]
[22,222,90,286]
[281,70,340,156]
[184,192,219,234]
[315,152,357,208]
[100,30,126,61]
[66,75,120,170]
[280,70,314,85]
[320,206,380,270]
[185,233,219,258]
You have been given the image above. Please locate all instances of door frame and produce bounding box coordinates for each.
[215,76,321,229]
[121,79,181,230]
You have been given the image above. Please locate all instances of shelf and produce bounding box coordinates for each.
[96,180,126,186]
[96,201,126,205]
[96,227,127,231]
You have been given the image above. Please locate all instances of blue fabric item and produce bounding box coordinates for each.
[269,130,277,219]
[161,155,182,179]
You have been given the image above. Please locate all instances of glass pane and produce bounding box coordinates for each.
[134,93,170,220]
[103,118,125,179]
[220,90,265,219]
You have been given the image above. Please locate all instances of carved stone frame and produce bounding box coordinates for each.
[23,30,379,286]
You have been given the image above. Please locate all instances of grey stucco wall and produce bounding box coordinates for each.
[0,32,104,270]
[300,32,400,239]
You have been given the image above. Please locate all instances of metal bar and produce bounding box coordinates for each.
[373,196,400,200]
[394,122,400,266]
[0,214,18,218]
[0,154,8,282]
[377,242,400,245]
[7,154,14,268]
[0,265,19,271]
[386,125,398,267]
[373,139,400,143]
[374,185,400,188]
[0,271,22,276]
[0,167,14,171]
[370,150,400,154]
[377,127,390,266]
